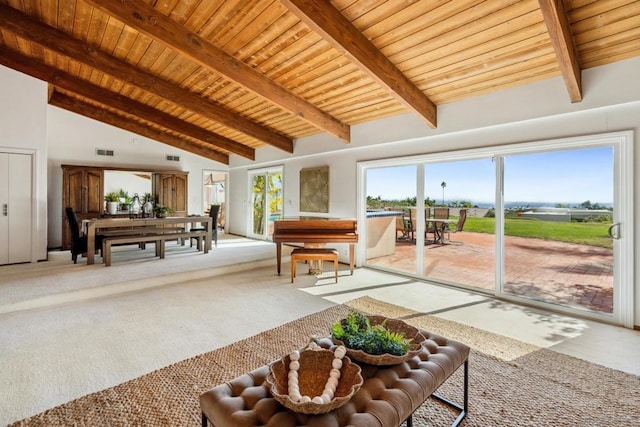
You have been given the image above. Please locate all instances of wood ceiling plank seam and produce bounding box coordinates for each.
[86,6,111,48]
[285,60,361,95]
[265,47,347,92]
[214,0,276,51]
[387,10,544,68]
[56,0,76,34]
[100,16,125,55]
[414,42,556,90]
[360,0,487,49]
[183,1,223,33]
[581,48,640,68]
[569,1,640,32]
[564,0,600,12]
[196,0,259,43]
[346,0,427,32]
[236,15,303,65]
[40,0,58,27]
[380,1,542,65]
[567,0,638,22]
[84,0,350,142]
[324,89,399,115]
[573,13,640,46]
[112,25,143,62]
[339,99,405,120]
[423,53,559,94]
[395,20,548,78]
[580,40,640,66]
[432,60,560,100]
[287,61,364,96]
[21,0,38,19]
[71,0,92,40]
[133,38,169,70]
[438,68,562,104]
[167,0,202,24]
[254,30,327,78]
[576,22,640,54]
[337,0,387,21]
[407,34,553,87]
[299,70,378,105]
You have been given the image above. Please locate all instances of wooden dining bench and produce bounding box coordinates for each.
[102,229,209,266]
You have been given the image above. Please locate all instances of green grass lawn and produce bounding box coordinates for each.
[462,217,613,249]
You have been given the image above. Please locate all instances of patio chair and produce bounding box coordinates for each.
[445,208,468,244]
[394,209,413,241]
[427,207,449,243]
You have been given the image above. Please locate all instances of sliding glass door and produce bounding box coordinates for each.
[501,147,615,314]
[359,132,633,326]
[422,158,495,292]
[248,167,283,240]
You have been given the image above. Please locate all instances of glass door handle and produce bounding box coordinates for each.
[608,223,620,239]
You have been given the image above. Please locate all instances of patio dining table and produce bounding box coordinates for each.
[83,216,212,265]
[427,218,456,244]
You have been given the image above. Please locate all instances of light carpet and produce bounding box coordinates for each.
[0,234,281,313]
[10,297,639,426]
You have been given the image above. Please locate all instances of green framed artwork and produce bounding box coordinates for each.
[299,166,329,213]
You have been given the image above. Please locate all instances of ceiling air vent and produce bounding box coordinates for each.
[166,155,180,162]
[96,148,115,157]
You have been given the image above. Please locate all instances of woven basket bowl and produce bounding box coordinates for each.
[332,315,426,366]
[265,348,363,415]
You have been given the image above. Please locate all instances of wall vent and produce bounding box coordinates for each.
[166,155,180,162]
[96,148,115,157]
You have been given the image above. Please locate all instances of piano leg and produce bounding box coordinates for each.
[276,242,282,275]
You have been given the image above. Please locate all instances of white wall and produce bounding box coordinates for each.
[0,66,48,261]
[229,57,640,326]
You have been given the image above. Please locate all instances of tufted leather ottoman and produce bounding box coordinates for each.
[200,330,469,427]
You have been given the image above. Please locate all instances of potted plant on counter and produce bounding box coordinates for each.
[153,204,173,218]
[105,192,120,214]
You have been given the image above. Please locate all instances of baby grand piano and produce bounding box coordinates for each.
[272,217,358,276]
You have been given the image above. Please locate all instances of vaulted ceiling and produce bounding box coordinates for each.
[1,0,639,164]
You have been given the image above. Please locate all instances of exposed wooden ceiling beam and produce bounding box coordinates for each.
[0,48,255,160]
[538,0,582,102]
[49,90,229,164]
[0,3,292,153]
[281,0,437,128]
[83,0,351,142]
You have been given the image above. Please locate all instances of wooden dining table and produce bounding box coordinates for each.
[83,216,212,265]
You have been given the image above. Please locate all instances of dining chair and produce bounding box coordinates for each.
[190,204,220,249]
[65,207,103,263]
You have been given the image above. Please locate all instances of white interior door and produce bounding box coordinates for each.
[0,152,32,265]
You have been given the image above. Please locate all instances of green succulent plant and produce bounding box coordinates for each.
[332,311,411,356]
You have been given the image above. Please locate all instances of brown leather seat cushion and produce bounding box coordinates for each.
[200,330,469,427]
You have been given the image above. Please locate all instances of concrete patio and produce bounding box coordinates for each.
[366,231,613,313]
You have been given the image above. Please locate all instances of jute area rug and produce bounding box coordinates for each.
[11,297,639,426]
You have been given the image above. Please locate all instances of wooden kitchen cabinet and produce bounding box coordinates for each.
[152,172,188,216]
[62,165,104,249]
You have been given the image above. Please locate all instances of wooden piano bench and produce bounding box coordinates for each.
[290,248,339,283]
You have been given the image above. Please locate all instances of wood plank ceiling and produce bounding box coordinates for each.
[1,0,639,164]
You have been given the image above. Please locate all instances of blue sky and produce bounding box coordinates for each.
[366,147,613,205]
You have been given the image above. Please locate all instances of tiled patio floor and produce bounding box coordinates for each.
[366,231,613,313]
